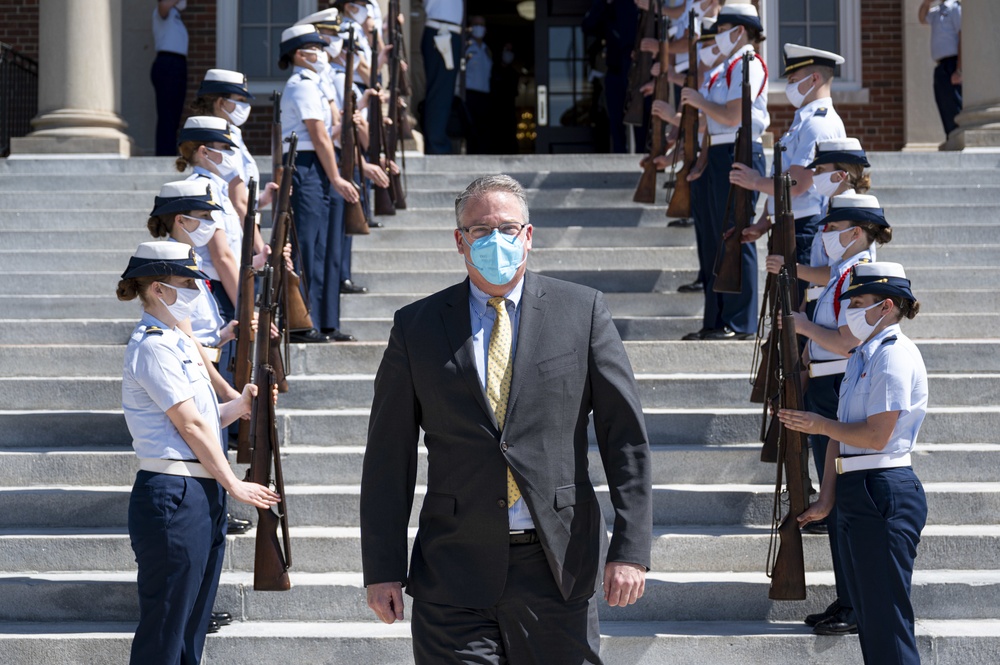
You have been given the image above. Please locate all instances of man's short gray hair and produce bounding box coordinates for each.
[454,174,530,228]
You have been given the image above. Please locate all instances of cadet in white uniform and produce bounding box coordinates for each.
[679,4,769,340]
[151,0,188,155]
[919,0,963,137]
[785,262,928,665]
[464,16,492,154]
[175,116,245,321]
[279,24,360,342]
[733,44,846,267]
[117,241,279,665]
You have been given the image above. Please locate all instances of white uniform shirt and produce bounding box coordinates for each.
[928,0,961,61]
[281,67,333,153]
[838,324,928,457]
[122,312,222,461]
[465,40,492,93]
[766,98,845,218]
[188,168,242,283]
[425,0,463,25]
[151,5,188,56]
[228,124,260,188]
[705,45,769,140]
[808,249,872,362]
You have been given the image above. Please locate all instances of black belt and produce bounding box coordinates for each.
[156,51,187,59]
[509,529,539,546]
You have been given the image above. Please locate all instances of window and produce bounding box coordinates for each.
[547,26,592,127]
[762,0,866,104]
[216,0,318,95]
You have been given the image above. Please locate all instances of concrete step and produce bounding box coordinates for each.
[6,619,1000,665]
[6,340,997,378]
[0,569,997,623]
[3,523,996,575]
[4,372,997,411]
[1,442,996,490]
[2,482,996,529]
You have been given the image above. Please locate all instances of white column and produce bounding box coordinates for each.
[11,0,132,156]
[952,0,1000,150]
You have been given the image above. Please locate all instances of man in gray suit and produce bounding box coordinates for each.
[360,175,652,663]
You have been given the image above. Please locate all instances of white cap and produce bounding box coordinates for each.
[133,240,194,261]
[183,116,228,131]
[830,192,880,210]
[157,180,211,198]
[295,8,339,27]
[816,137,864,152]
[719,3,759,19]
[852,262,906,280]
[282,24,319,43]
[203,69,244,84]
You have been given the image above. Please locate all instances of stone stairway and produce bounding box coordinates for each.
[1,153,999,664]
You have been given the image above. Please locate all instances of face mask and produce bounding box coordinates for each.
[471,25,486,39]
[223,99,251,127]
[694,0,714,17]
[325,39,344,60]
[304,49,329,74]
[714,27,741,57]
[698,43,721,67]
[812,171,843,198]
[786,76,815,109]
[464,230,526,286]
[821,227,858,263]
[156,282,201,322]
[347,3,369,23]
[845,300,887,342]
[179,215,216,247]
[207,147,241,182]
[502,50,514,65]
[176,0,187,11]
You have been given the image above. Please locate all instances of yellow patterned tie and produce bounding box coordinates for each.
[487,296,521,506]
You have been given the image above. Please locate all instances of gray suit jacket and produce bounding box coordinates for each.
[360,272,652,608]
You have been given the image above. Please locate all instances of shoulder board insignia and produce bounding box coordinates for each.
[145,326,163,336]
[815,107,828,116]
[881,335,898,345]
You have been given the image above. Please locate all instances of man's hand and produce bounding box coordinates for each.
[603,561,646,607]
[332,176,361,203]
[367,581,405,623]
[951,69,962,85]
[679,86,705,110]
[729,162,764,191]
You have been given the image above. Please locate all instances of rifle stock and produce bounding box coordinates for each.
[271,92,283,190]
[245,265,292,591]
[624,7,655,126]
[767,268,809,601]
[386,0,407,210]
[341,31,369,236]
[666,10,699,218]
[233,179,258,464]
[633,11,670,204]
[369,27,395,217]
[713,51,754,294]
[267,133,297,388]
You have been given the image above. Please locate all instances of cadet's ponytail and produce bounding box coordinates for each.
[176,140,203,172]
[852,220,892,246]
[889,296,920,321]
[147,214,175,238]
[117,275,166,306]
[838,163,872,194]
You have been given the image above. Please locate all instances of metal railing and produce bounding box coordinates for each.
[0,42,39,156]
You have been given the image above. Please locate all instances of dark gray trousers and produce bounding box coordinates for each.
[410,541,602,664]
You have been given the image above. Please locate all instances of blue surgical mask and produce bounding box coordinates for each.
[464,230,526,286]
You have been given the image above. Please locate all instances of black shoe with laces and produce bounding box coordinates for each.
[813,605,858,635]
[805,599,841,627]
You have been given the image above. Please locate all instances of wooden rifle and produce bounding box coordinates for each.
[765,267,809,601]
[623,3,656,126]
[341,29,370,236]
[633,8,670,204]
[713,51,755,294]
[245,263,292,591]
[231,178,257,462]
[368,27,395,216]
[386,0,407,209]
[665,9,699,218]
[271,92,283,185]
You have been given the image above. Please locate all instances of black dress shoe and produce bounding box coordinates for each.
[227,515,252,535]
[206,619,220,634]
[320,328,357,342]
[290,328,334,344]
[368,221,385,228]
[681,328,710,341]
[211,612,233,626]
[340,279,369,294]
[677,280,705,293]
[813,606,858,635]
[667,218,695,228]
[805,599,841,627]
[802,519,829,535]
[703,326,754,341]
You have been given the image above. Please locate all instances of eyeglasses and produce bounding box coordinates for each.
[461,222,526,240]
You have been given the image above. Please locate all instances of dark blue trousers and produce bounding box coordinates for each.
[323,187,347,330]
[291,151,341,331]
[804,373,852,608]
[151,52,187,157]
[208,280,235,323]
[702,143,762,333]
[129,471,227,665]
[837,467,927,665]
[421,27,461,154]
[933,56,963,136]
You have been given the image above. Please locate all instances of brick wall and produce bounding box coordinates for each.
[768,0,905,152]
[0,0,39,59]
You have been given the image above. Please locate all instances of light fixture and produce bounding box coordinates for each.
[516,1,535,22]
